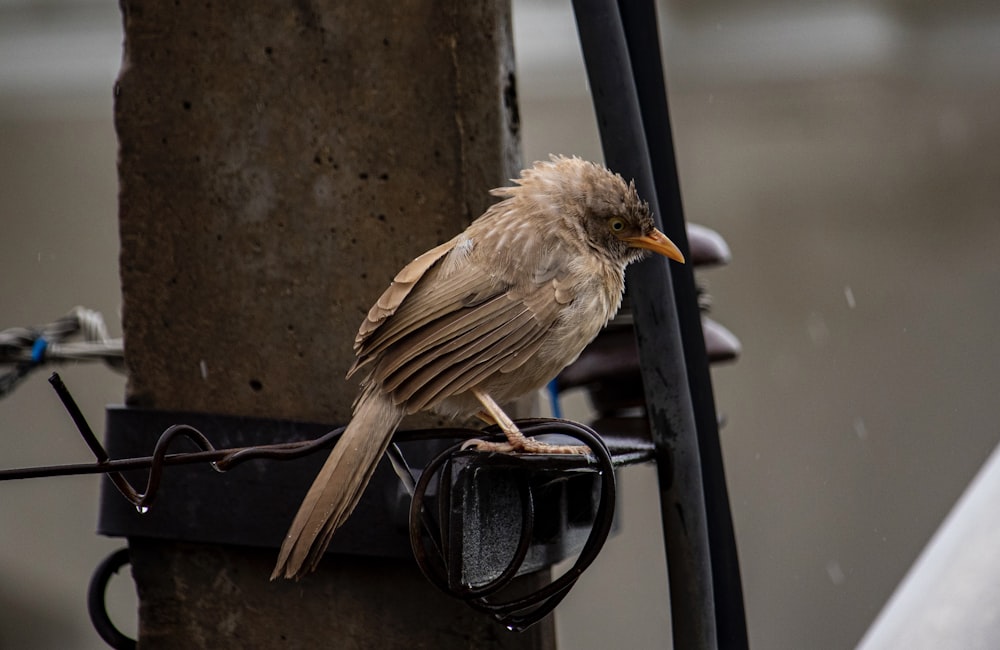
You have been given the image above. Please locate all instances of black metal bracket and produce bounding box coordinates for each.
[79,423,621,641]
[0,375,655,564]
[0,375,658,638]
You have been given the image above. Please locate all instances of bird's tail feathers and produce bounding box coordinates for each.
[271,387,403,580]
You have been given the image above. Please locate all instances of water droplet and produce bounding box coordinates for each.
[853,417,868,440]
[826,560,846,585]
[210,461,225,473]
[844,285,856,309]
[136,505,149,514]
[199,359,208,380]
[806,311,829,346]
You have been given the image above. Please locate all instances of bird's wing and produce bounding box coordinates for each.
[355,254,573,413]
[349,237,459,376]
[385,283,568,413]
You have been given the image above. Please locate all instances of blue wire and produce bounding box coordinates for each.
[30,337,48,364]
[547,379,562,419]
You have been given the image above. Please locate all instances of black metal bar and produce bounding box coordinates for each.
[49,372,155,504]
[571,0,718,647]
[49,372,108,461]
[9,378,656,632]
[616,1,749,646]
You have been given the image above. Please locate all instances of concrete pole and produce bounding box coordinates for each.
[116,1,552,646]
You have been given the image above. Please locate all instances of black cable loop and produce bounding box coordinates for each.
[407,419,616,631]
[482,422,617,630]
[87,547,136,650]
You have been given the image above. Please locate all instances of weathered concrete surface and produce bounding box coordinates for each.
[130,540,554,649]
[117,0,522,424]
[115,1,548,646]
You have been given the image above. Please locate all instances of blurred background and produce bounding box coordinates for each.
[1,0,998,648]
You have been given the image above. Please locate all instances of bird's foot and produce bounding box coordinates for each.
[461,436,590,455]
[468,388,591,455]
[461,438,515,453]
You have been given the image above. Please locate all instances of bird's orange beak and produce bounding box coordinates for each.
[625,228,685,263]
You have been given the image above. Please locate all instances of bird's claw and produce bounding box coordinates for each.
[461,436,591,456]
[461,438,515,453]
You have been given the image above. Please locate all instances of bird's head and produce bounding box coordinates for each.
[496,156,685,267]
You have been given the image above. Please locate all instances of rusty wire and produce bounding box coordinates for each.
[0,373,486,508]
[0,373,353,511]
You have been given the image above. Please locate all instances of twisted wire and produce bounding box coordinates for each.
[0,307,124,398]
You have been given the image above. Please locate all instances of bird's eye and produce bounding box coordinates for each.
[608,217,626,232]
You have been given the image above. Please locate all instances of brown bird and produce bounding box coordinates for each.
[271,156,684,580]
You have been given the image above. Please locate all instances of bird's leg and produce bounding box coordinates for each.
[473,411,496,426]
[461,388,590,455]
